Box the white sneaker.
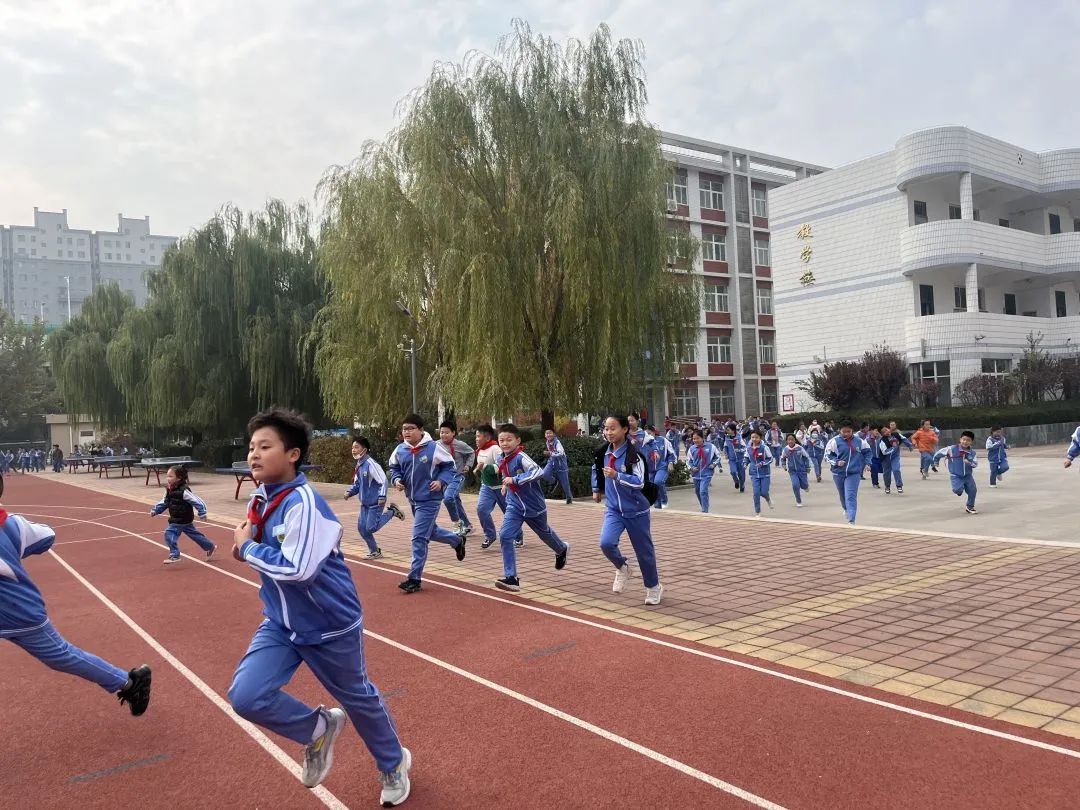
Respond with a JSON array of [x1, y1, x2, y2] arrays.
[[766, 497, 774, 510], [796, 502, 804, 508], [163, 556, 180, 565], [302, 706, 347, 788], [380, 747, 412, 806], [645, 583, 664, 606], [205, 544, 216, 561], [612, 562, 635, 593]]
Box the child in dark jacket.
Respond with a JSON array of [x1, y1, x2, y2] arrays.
[[150, 466, 215, 564]]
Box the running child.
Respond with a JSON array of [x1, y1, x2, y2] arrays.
[[985, 427, 1009, 487], [687, 430, 720, 513], [228, 408, 411, 803], [934, 430, 979, 514], [878, 424, 911, 494], [1065, 425, 1080, 469], [766, 421, 784, 467], [745, 429, 774, 515], [472, 424, 506, 550], [0, 475, 152, 716], [645, 424, 676, 510], [723, 425, 747, 492], [542, 428, 573, 504], [149, 465, 216, 564], [781, 434, 812, 507], [627, 412, 646, 448], [343, 436, 405, 560], [495, 423, 569, 592], [911, 419, 939, 480], [388, 414, 468, 594], [867, 426, 883, 488], [825, 422, 872, 524], [592, 415, 663, 606], [805, 427, 825, 482], [438, 421, 475, 535]]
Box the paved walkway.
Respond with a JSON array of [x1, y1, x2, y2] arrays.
[[33, 445, 1080, 742]]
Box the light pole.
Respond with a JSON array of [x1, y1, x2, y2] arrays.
[[63, 276, 71, 322], [396, 302, 425, 414]]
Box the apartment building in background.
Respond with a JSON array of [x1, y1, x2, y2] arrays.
[[770, 126, 1080, 410], [653, 132, 827, 422], [0, 208, 178, 326]]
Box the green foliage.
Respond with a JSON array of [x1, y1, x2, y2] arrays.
[[780, 401, 1080, 431], [307, 435, 401, 485], [191, 439, 244, 469], [316, 20, 698, 424], [0, 311, 60, 441]]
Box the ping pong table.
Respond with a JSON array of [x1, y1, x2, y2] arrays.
[[141, 456, 204, 486]]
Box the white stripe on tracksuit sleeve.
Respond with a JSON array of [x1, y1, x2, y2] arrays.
[[366, 458, 389, 499], [243, 488, 343, 583], [11, 515, 56, 557], [514, 454, 547, 484], [182, 489, 208, 515]]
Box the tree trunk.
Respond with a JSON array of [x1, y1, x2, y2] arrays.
[[540, 409, 555, 433]]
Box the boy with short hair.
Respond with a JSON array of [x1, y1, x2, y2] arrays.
[[388, 414, 469, 593], [744, 429, 774, 516], [985, 427, 1009, 487], [438, 421, 476, 534], [343, 435, 404, 560], [723, 425, 746, 493], [494, 423, 569, 592], [542, 428, 573, 504], [934, 430, 979, 514], [825, 421, 872, 524], [472, 424, 506, 550], [227, 408, 411, 804]]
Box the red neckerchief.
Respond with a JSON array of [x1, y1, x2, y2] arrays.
[[547, 438, 557, 451], [498, 446, 523, 491], [751, 444, 765, 463], [0, 508, 8, 525], [247, 484, 300, 539], [479, 439, 497, 451], [408, 441, 424, 456]]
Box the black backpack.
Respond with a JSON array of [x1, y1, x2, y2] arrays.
[[593, 442, 659, 505]]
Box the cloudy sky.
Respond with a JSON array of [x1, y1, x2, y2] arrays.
[[1, 0, 1077, 236]]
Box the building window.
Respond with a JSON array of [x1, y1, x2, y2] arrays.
[[759, 334, 775, 364], [105, 253, 112, 260], [704, 283, 729, 313], [919, 284, 935, 316], [1074, 218, 1080, 233], [762, 383, 778, 415], [999, 218, 1010, 228], [709, 383, 735, 417], [752, 186, 768, 218], [77, 251, 85, 258], [978, 287, 986, 312], [914, 200, 928, 225], [981, 358, 1012, 377], [754, 239, 770, 266], [1049, 213, 1062, 234], [756, 285, 773, 315], [1056, 290, 1068, 317], [699, 179, 724, 211], [77, 238, 84, 246], [953, 286, 967, 312], [666, 168, 688, 207], [913, 361, 951, 407], [56, 237, 62, 244], [667, 230, 690, 264], [16, 233, 24, 242], [16, 248, 25, 256], [949, 204, 962, 220], [1003, 293, 1017, 315], [672, 386, 696, 417], [701, 232, 727, 262], [706, 335, 731, 364], [680, 341, 697, 364]]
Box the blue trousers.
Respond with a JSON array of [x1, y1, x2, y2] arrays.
[[750, 475, 772, 513], [652, 466, 669, 509], [499, 508, 567, 578], [407, 499, 462, 581], [989, 461, 1008, 485], [770, 445, 782, 467], [788, 470, 809, 504], [692, 474, 712, 512], [810, 452, 823, 480], [9, 622, 128, 693], [951, 474, 977, 508], [544, 459, 573, 501], [728, 462, 744, 491], [442, 473, 471, 527], [919, 451, 934, 475], [358, 504, 393, 553], [882, 458, 903, 490], [476, 486, 506, 541], [599, 509, 659, 588], [870, 457, 881, 486], [833, 473, 861, 523], [228, 620, 403, 773], [164, 522, 214, 557]]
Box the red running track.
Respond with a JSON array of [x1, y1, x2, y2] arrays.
[[3, 475, 1080, 809]]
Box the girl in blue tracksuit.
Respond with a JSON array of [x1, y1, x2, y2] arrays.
[[388, 414, 468, 594], [542, 429, 573, 504], [592, 414, 663, 606], [687, 430, 719, 513], [494, 423, 569, 593], [744, 430, 774, 515], [0, 474, 152, 716], [344, 436, 404, 559], [804, 429, 825, 482], [934, 431, 979, 514], [825, 424, 872, 524], [985, 427, 1009, 487], [229, 408, 410, 803], [645, 426, 676, 510], [767, 422, 784, 467], [723, 427, 746, 492], [781, 434, 812, 506]]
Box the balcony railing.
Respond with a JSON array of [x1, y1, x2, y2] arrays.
[[900, 220, 1080, 275]]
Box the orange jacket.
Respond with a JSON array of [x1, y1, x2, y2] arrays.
[[910, 428, 939, 453]]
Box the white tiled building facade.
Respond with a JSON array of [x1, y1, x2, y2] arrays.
[[655, 133, 826, 422], [771, 126, 1080, 410], [0, 208, 177, 325]]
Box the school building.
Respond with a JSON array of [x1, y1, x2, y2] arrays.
[[769, 126, 1080, 410], [653, 133, 827, 422]]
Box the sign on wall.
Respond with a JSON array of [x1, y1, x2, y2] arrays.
[[782, 394, 795, 413], [796, 223, 815, 286]]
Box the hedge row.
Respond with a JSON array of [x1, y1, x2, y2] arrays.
[[779, 402, 1080, 431]]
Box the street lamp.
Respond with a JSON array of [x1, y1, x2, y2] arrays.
[[62, 275, 71, 322], [395, 302, 425, 414]]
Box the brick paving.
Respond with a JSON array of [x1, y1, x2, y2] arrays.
[[40, 466, 1080, 741]]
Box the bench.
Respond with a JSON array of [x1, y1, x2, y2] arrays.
[[96, 456, 138, 479], [214, 462, 322, 499], [141, 456, 204, 486]]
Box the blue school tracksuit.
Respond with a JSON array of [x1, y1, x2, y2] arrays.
[[985, 435, 1010, 485], [744, 443, 774, 513], [543, 436, 573, 501], [665, 428, 681, 460], [440, 438, 475, 529], [228, 474, 403, 774], [766, 428, 784, 467], [804, 433, 825, 481], [150, 484, 214, 558], [1068, 427, 1080, 463], [877, 432, 910, 492], [687, 442, 719, 513], [346, 455, 393, 554], [781, 444, 812, 504], [723, 435, 746, 491], [826, 435, 872, 523], [934, 444, 978, 509], [645, 434, 676, 509], [498, 448, 568, 578], [592, 442, 660, 589], [388, 433, 464, 582], [1, 512, 129, 694]]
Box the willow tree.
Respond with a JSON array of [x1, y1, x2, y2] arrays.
[[317, 21, 698, 427], [0, 311, 60, 439]]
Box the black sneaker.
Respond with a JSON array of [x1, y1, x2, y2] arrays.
[[480, 536, 496, 550], [398, 578, 422, 593], [455, 535, 467, 562], [884, 488, 890, 494], [495, 576, 521, 592], [117, 665, 152, 716], [555, 543, 569, 571], [514, 538, 524, 549], [387, 503, 405, 521], [897, 487, 904, 494], [965, 505, 978, 514], [565, 498, 573, 505]]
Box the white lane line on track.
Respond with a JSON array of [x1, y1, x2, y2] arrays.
[[28, 511, 786, 809], [46, 546, 348, 810], [56, 534, 132, 545]]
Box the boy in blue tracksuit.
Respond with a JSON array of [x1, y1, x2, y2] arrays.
[[542, 428, 573, 504], [1065, 426, 1080, 470], [494, 423, 569, 592], [665, 424, 681, 460], [781, 434, 812, 507], [687, 430, 720, 513], [934, 430, 979, 514], [744, 430, 774, 515], [438, 422, 476, 534], [472, 425, 506, 550], [592, 415, 663, 606], [805, 428, 825, 482], [876, 426, 905, 494], [388, 414, 469, 594], [344, 436, 405, 560], [644, 425, 676, 510], [723, 427, 746, 492], [825, 423, 872, 524], [228, 408, 411, 804], [985, 427, 1009, 487], [0, 474, 152, 716]]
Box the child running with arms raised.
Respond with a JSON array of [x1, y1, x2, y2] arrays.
[[781, 433, 812, 507], [343, 435, 404, 560], [935, 430, 979, 514], [149, 465, 215, 564]]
